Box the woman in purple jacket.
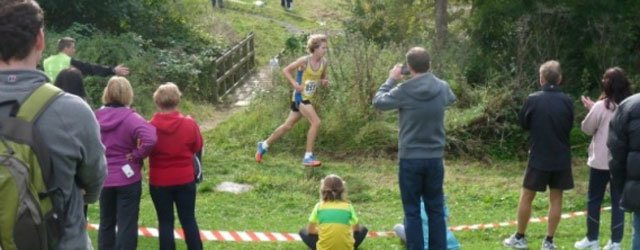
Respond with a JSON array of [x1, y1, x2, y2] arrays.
[[95, 76, 157, 250]]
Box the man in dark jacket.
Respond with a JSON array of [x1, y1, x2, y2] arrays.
[[373, 47, 456, 250], [608, 92, 640, 249], [43, 37, 129, 81], [504, 60, 574, 250]]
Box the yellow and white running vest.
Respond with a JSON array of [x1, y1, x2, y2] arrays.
[[292, 56, 325, 102]]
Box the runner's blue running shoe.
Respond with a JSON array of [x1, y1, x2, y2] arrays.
[[302, 155, 321, 167], [255, 141, 267, 163]]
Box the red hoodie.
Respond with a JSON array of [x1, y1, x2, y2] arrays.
[[149, 111, 203, 186]]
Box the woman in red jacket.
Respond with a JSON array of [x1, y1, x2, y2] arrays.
[[149, 82, 203, 250]]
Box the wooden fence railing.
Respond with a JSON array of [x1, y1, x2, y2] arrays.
[[212, 32, 256, 102]]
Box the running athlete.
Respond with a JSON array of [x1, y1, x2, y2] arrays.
[[256, 34, 329, 167]]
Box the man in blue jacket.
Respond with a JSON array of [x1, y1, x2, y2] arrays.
[[373, 47, 456, 250]]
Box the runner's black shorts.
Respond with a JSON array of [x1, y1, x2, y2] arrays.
[[290, 100, 311, 112], [522, 167, 574, 192]]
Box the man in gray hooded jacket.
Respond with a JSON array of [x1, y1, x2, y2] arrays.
[[373, 47, 456, 250], [0, 1, 107, 249]]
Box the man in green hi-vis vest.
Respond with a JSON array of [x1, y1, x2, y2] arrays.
[[43, 37, 129, 81]]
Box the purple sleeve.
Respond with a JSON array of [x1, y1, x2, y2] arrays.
[[130, 114, 157, 161]]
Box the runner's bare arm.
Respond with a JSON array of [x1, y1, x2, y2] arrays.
[[283, 56, 307, 92]]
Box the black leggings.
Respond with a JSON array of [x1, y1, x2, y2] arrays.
[[299, 226, 368, 250]]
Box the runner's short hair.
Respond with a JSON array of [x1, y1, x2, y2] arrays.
[[307, 34, 328, 53]]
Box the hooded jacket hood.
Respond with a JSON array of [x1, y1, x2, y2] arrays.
[[372, 71, 456, 159], [95, 107, 135, 132], [151, 111, 186, 134], [402, 73, 445, 101]]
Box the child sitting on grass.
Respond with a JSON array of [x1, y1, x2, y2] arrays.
[[299, 174, 368, 250]]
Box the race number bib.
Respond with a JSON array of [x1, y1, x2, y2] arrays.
[[303, 80, 317, 96]]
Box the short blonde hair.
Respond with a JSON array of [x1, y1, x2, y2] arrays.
[[101, 76, 133, 106], [539, 60, 562, 84], [153, 82, 182, 110], [307, 34, 328, 54]]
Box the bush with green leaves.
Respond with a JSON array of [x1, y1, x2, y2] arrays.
[[44, 23, 224, 116]]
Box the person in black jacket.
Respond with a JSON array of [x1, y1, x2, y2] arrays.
[[503, 60, 574, 250], [43, 37, 129, 81], [608, 88, 640, 249]]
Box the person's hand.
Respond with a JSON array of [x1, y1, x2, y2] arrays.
[[321, 79, 329, 87], [389, 64, 402, 81], [581, 95, 594, 110], [293, 84, 304, 93], [126, 153, 135, 162], [114, 64, 130, 76]]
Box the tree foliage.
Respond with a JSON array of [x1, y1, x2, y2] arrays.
[[467, 0, 640, 92], [40, 0, 209, 47], [346, 0, 434, 46]]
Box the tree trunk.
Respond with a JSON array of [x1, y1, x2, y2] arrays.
[[434, 0, 448, 51]]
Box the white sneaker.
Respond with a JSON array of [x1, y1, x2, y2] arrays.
[[574, 237, 599, 250], [503, 234, 528, 249], [541, 240, 557, 250], [603, 240, 621, 250], [393, 224, 406, 242]]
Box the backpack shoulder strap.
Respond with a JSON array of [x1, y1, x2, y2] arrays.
[[15, 83, 62, 194], [17, 83, 63, 122]]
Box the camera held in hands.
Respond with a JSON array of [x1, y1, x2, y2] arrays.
[[401, 64, 411, 75]]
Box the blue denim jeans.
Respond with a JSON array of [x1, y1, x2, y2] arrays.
[[399, 158, 446, 250], [586, 168, 624, 242]]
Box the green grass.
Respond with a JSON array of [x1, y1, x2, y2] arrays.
[[86, 150, 635, 249]]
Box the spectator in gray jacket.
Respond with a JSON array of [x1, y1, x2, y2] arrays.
[[373, 47, 456, 250], [0, 1, 107, 249]]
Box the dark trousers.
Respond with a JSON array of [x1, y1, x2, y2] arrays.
[[150, 182, 202, 250], [281, 0, 292, 8], [98, 181, 141, 250], [399, 158, 446, 250], [299, 227, 368, 250], [586, 168, 624, 242]]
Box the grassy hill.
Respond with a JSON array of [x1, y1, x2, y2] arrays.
[[86, 0, 636, 249]]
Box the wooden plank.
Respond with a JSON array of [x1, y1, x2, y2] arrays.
[[216, 52, 255, 83]]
